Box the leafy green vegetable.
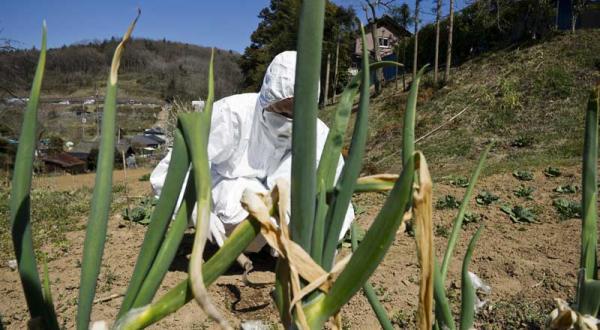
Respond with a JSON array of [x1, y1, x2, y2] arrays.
[[122, 197, 157, 224], [463, 212, 483, 227], [514, 185, 534, 200], [450, 176, 469, 188], [543, 166, 562, 177], [436, 195, 461, 209], [500, 205, 536, 223], [513, 170, 534, 181], [554, 184, 579, 194], [475, 191, 499, 206], [552, 198, 582, 220]]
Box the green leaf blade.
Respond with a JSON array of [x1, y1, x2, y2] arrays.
[[77, 14, 139, 329], [441, 144, 492, 281], [9, 22, 55, 327], [581, 86, 599, 280], [118, 128, 191, 316], [459, 226, 484, 330], [290, 0, 325, 253], [321, 24, 370, 271]]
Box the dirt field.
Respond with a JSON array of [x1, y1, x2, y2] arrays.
[[0, 165, 588, 329], [32, 168, 153, 197]]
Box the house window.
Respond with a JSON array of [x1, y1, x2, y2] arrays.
[[378, 37, 389, 48]]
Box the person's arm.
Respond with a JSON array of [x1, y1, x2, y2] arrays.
[[207, 98, 239, 165], [149, 98, 236, 196]]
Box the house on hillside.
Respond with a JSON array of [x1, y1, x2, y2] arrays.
[[130, 134, 165, 155], [143, 127, 165, 136], [68, 141, 98, 171], [41, 152, 87, 174], [352, 15, 412, 80]]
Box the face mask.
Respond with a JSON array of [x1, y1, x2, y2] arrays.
[[262, 110, 293, 141]]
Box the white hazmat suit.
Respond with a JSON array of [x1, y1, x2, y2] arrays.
[[150, 51, 354, 252]]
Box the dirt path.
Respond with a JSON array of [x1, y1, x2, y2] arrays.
[[0, 165, 587, 328]]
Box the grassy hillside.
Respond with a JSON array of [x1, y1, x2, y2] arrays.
[[0, 38, 243, 102], [338, 29, 600, 179]]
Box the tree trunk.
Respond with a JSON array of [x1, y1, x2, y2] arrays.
[[324, 53, 331, 106], [366, 3, 384, 93], [395, 45, 400, 90], [332, 40, 340, 103], [413, 0, 420, 78], [555, 0, 559, 30], [444, 0, 455, 82], [434, 0, 442, 84], [402, 42, 407, 90]]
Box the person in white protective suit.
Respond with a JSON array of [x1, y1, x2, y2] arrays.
[[150, 51, 354, 254]]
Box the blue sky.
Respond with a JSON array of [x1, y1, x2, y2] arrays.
[[0, 0, 467, 53]]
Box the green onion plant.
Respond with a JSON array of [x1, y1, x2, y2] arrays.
[[11, 3, 500, 329]]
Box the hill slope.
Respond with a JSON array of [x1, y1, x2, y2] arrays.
[[354, 29, 600, 179], [0, 38, 243, 102]]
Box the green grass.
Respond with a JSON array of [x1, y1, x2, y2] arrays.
[[0, 186, 91, 263], [323, 29, 600, 179]]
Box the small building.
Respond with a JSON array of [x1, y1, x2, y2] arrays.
[[354, 15, 412, 59], [116, 140, 135, 158], [68, 141, 98, 171], [143, 127, 165, 136], [131, 135, 162, 154], [353, 15, 412, 81], [41, 152, 87, 174]]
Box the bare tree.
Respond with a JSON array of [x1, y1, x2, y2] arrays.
[[388, 3, 412, 90], [360, 0, 396, 94], [0, 27, 17, 52], [413, 0, 420, 78], [444, 0, 455, 82], [572, 0, 588, 32], [433, 0, 442, 84]]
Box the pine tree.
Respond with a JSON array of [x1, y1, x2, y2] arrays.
[[239, 0, 356, 96]]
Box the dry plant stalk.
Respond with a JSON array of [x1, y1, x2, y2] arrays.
[[413, 152, 434, 330], [241, 179, 350, 329]]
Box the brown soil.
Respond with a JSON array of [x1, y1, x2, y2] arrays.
[[32, 168, 152, 197], [0, 165, 588, 329]]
